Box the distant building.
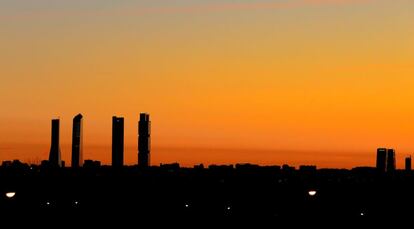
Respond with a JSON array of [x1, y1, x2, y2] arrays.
[[71, 114, 83, 168], [1, 161, 12, 167], [282, 164, 295, 172], [405, 156, 412, 171], [352, 167, 377, 173], [235, 163, 260, 170], [376, 148, 387, 172], [387, 149, 396, 172], [138, 113, 151, 167], [48, 119, 62, 167], [209, 164, 234, 170], [194, 164, 205, 169], [112, 116, 124, 167], [299, 165, 317, 172], [160, 163, 180, 171], [84, 160, 101, 169], [208, 165, 234, 174], [1, 160, 27, 169], [40, 160, 50, 168], [262, 165, 281, 172]]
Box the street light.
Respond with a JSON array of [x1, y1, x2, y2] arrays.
[[308, 190, 317, 197], [5, 192, 16, 199]]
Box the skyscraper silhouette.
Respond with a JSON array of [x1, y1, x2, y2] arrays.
[[71, 114, 83, 168], [48, 119, 62, 167], [376, 148, 387, 172], [387, 149, 396, 172], [405, 156, 411, 171], [112, 116, 124, 167], [138, 113, 151, 167]]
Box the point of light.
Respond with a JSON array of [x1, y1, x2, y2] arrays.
[[308, 190, 317, 196], [46, 201, 50, 205], [74, 201, 79, 205], [5, 192, 16, 198], [227, 206, 231, 210], [185, 204, 189, 208], [360, 212, 365, 216]]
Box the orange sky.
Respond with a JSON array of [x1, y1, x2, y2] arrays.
[[1, 0, 414, 168]]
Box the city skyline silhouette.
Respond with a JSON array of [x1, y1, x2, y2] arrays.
[[2, 113, 414, 169], [2, 112, 411, 171], [1, 0, 414, 224]]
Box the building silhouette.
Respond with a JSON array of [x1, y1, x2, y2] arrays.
[[83, 159, 101, 169], [405, 156, 411, 171], [387, 149, 396, 172], [71, 114, 83, 168], [48, 119, 62, 167], [376, 148, 387, 172], [138, 113, 151, 167], [112, 116, 124, 167]]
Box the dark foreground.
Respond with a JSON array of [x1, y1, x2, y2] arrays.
[[1, 164, 413, 226]]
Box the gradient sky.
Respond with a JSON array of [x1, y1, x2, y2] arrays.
[[1, 0, 414, 168]]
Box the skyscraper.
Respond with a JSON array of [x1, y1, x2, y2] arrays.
[[387, 149, 396, 172], [48, 119, 62, 167], [112, 116, 124, 167], [138, 113, 151, 167], [71, 114, 83, 168], [376, 148, 387, 172], [405, 156, 411, 171]]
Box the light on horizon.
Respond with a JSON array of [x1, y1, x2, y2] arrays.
[[5, 192, 16, 198], [308, 190, 317, 197]]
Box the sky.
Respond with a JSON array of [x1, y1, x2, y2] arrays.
[[1, 0, 414, 168]]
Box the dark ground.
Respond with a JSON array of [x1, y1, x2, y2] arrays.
[[1, 164, 413, 226]]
